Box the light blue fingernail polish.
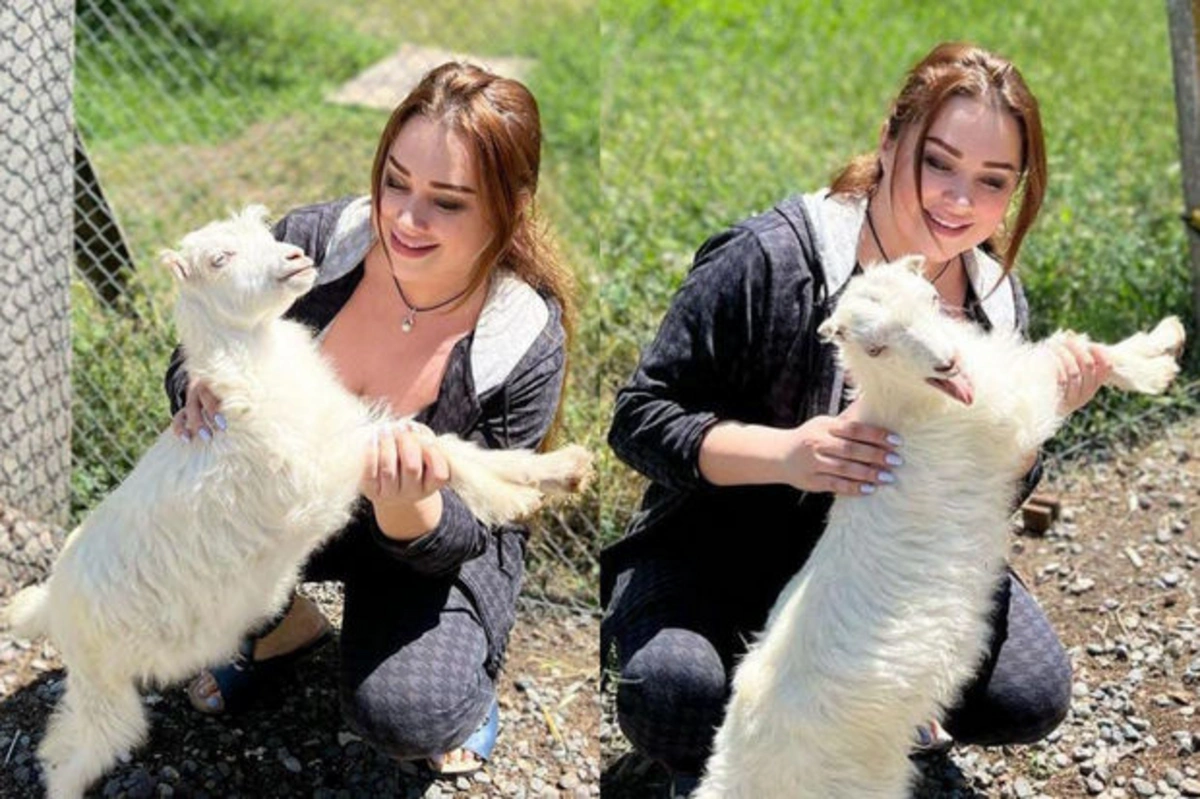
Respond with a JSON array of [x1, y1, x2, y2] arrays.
[[213, 413, 227, 431], [860, 483, 876, 495], [878, 471, 896, 483], [181, 431, 191, 443], [885, 453, 904, 467], [199, 428, 212, 443], [205, 695, 220, 709], [886, 433, 903, 446]]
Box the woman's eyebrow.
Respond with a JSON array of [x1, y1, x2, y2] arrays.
[[386, 155, 477, 194], [927, 136, 1017, 172]]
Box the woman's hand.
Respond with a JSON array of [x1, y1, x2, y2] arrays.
[[360, 421, 450, 520], [1051, 334, 1112, 415], [782, 400, 903, 496], [171, 379, 225, 442]]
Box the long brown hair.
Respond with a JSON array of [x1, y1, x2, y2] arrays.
[[368, 62, 576, 340], [830, 42, 1046, 274]]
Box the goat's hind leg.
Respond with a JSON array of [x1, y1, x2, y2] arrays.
[[39, 669, 147, 799]]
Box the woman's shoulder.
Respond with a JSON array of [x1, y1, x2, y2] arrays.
[[470, 271, 562, 396], [687, 190, 837, 290]]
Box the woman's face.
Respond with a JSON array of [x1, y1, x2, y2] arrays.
[[880, 95, 1022, 263], [377, 115, 493, 292]]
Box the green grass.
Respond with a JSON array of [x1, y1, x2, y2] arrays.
[[597, 0, 1196, 545]]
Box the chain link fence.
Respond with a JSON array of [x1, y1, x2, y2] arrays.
[[7, 0, 598, 609], [0, 0, 74, 533]]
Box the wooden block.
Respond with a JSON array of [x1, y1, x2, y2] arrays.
[[1022, 502, 1055, 534]]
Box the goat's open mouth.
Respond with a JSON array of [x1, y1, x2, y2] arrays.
[[926, 372, 975, 405]]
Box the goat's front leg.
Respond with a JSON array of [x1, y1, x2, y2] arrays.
[[1098, 316, 1185, 395]]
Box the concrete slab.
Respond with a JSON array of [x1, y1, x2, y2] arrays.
[[326, 43, 536, 112]]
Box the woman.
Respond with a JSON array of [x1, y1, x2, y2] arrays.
[[165, 62, 575, 776], [601, 42, 1109, 797]]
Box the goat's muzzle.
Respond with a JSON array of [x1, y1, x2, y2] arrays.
[[926, 358, 974, 405]]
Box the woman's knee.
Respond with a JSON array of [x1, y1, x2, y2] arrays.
[[946, 642, 1072, 746], [341, 673, 492, 759], [615, 627, 729, 771]]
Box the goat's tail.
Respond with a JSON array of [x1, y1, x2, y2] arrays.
[[435, 436, 593, 527], [5, 582, 50, 640], [1104, 316, 1186, 395]]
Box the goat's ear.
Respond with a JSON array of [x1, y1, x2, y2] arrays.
[[896, 254, 925, 275], [240, 204, 270, 227], [817, 318, 843, 343], [161, 249, 190, 281]]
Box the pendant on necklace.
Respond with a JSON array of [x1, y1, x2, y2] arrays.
[[401, 310, 415, 333]]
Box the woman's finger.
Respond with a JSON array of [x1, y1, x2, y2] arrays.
[[821, 437, 903, 469], [377, 424, 399, 494], [423, 445, 450, 493], [396, 429, 425, 488], [822, 474, 878, 497]]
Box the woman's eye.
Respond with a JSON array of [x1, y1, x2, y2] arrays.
[[924, 154, 950, 172], [385, 176, 409, 191], [435, 199, 464, 212], [981, 177, 1009, 191]]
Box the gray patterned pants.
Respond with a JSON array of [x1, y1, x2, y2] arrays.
[[604, 557, 1071, 774], [305, 525, 499, 760]]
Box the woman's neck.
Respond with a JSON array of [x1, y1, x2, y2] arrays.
[[364, 243, 488, 328], [858, 196, 966, 299]]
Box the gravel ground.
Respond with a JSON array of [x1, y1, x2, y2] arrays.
[[0, 584, 600, 799], [601, 414, 1200, 799]]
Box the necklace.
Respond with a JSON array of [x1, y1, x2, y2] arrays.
[[389, 271, 471, 333], [864, 206, 957, 284]]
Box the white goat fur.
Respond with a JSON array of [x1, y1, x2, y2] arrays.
[[695, 257, 1185, 799], [3, 206, 592, 799]]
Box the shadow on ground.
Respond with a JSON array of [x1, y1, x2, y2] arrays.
[[0, 644, 446, 798], [600, 748, 987, 798]]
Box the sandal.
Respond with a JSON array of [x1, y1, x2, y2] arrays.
[[425, 697, 500, 777], [912, 718, 954, 754], [187, 599, 333, 715]]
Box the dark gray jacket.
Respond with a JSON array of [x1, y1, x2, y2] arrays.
[[601, 191, 1038, 609]]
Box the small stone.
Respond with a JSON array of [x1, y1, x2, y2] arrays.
[[1069, 577, 1097, 595], [1130, 776, 1157, 796], [1181, 777, 1200, 796]]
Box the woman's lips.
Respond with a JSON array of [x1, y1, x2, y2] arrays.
[[925, 209, 972, 239], [390, 231, 439, 258]]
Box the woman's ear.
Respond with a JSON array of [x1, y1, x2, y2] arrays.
[[877, 124, 896, 180]]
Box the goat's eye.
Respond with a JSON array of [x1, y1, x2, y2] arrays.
[[211, 250, 234, 269], [865, 344, 886, 357]]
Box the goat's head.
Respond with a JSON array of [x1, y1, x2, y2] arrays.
[[161, 206, 316, 329], [818, 256, 974, 406]]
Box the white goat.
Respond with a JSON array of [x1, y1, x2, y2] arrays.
[[4, 206, 592, 799], [695, 256, 1185, 799]]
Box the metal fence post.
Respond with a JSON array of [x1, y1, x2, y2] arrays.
[[1168, 0, 1200, 328], [0, 0, 74, 526]]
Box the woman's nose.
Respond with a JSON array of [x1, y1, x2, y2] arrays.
[[395, 199, 425, 230], [947, 177, 972, 207]]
